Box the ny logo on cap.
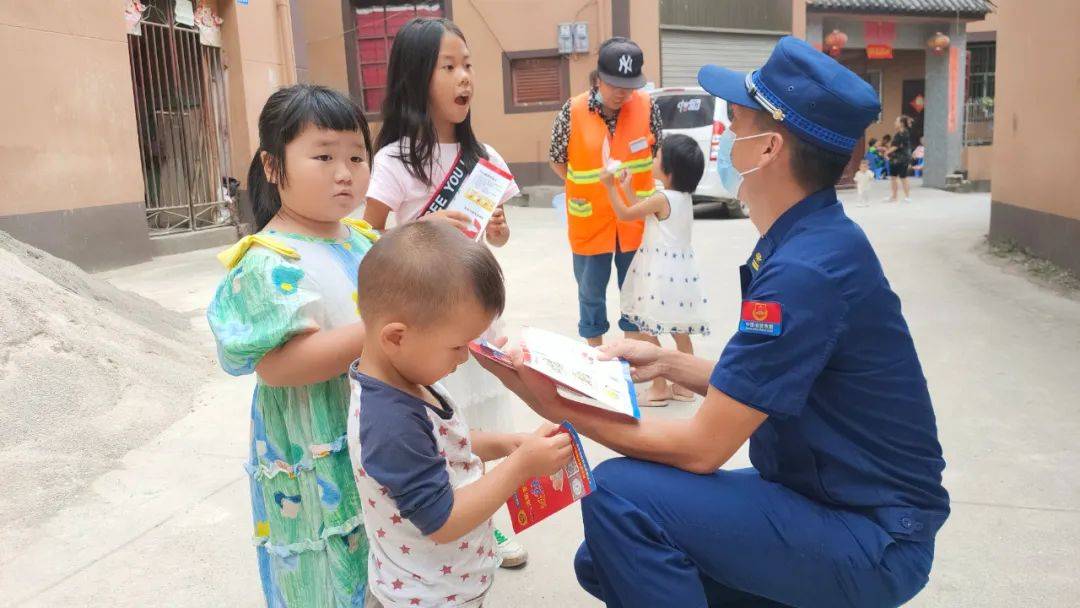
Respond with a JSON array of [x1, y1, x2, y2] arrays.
[[618, 54, 633, 75]]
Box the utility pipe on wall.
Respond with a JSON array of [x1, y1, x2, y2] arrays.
[[275, 0, 297, 85]]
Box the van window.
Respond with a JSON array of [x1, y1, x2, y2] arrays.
[[654, 94, 716, 129]]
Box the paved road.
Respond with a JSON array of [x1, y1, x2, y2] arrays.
[[5, 184, 1078, 606]]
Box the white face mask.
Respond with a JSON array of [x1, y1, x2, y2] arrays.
[[714, 129, 773, 198]]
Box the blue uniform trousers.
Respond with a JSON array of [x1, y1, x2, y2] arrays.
[[574, 459, 935, 608]]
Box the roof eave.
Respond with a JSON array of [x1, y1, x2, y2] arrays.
[[807, 8, 989, 19]]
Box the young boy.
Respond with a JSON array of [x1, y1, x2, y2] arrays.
[[854, 159, 875, 206], [347, 221, 573, 607]]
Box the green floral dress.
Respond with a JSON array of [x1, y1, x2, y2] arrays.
[[207, 220, 378, 607]]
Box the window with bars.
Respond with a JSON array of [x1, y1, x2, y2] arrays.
[[502, 51, 568, 114], [354, 2, 444, 114], [966, 42, 996, 102], [965, 42, 996, 145]]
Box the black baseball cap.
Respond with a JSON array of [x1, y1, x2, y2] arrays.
[[597, 37, 646, 89]]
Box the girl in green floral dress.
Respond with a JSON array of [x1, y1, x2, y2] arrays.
[[208, 85, 380, 607]]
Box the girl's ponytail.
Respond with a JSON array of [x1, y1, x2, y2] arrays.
[[247, 150, 280, 232]]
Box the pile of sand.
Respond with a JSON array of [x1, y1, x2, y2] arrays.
[[0, 231, 214, 551]]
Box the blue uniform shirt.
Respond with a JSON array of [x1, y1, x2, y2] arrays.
[[710, 188, 949, 541]]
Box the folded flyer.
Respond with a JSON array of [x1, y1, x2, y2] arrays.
[[468, 328, 640, 419], [445, 158, 514, 240], [506, 422, 594, 533]]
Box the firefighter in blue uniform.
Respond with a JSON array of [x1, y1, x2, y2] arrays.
[[478, 36, 949, 607]]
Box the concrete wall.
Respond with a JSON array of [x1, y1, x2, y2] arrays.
[[220, 0, 291, 172], [963, 145, 993, 183], [0, 1, 321, 267], [217, 0, 295, 232], [0, 1, 152, 269], [989, 0, 1080, 273], [966, 7, 998, 36], [294, 0, 350, 92], [791, 0, 807, 39]]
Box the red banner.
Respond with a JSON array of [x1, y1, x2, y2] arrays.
[[948, 47, 959, 133], [867, 44, 894, 60], [864, 21, 896, 45]]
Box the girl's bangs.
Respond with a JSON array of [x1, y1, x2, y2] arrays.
[[286, 87, 363, 135]]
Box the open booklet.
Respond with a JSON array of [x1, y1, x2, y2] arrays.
[[469, 327, 640, 420], [505, 421, 594, 533]]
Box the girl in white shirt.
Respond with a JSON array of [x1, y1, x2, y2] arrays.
[[361, 16, 527, 568]]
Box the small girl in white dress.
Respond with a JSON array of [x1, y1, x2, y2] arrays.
[[601, 134, 710, 406]]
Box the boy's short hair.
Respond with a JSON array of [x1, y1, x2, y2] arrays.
[[659, 134, 704, 194], [356, 221, 505, 326]]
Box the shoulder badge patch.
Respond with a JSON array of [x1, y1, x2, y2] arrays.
[[739, 301, 782, 336]]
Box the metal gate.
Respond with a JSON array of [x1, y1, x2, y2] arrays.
[[126, 0, 234, 235]]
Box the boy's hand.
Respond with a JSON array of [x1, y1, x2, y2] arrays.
[[619, 169, 632, 190], [507, 432, 528, 452], [511, 423, 573, 478]]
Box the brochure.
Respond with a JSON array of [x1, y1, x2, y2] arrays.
[[469, 328, 640, 419], [506, 421, 594, 533], [444, 158, 514, 240]]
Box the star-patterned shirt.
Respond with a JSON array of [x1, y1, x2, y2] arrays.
[[347, 367, 496, 607], [548, 86, 664, 164]]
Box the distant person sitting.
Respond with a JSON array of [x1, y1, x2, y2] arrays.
[[865, 138, 886, 179], [913, 137, 926, 178]]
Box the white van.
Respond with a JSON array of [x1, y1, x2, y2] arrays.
[[649, 86, 748, 218]]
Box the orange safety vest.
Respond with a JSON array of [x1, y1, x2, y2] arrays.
[[565, 90, 656, 255]]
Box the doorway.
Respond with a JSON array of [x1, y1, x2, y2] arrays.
[[901, 79, 926, 144]]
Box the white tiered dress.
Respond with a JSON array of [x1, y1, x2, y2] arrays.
[[620, 189, 711, 337]]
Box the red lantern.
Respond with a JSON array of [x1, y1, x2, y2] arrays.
[[927, 32, 951, 55], [824, 29, 848, 57]]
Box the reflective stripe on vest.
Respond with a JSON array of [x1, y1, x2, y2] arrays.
[[567, 157, 654, 184], [566, 165, 603, 185]]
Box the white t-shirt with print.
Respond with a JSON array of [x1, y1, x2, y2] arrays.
[[367, 140, 521, 227]]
